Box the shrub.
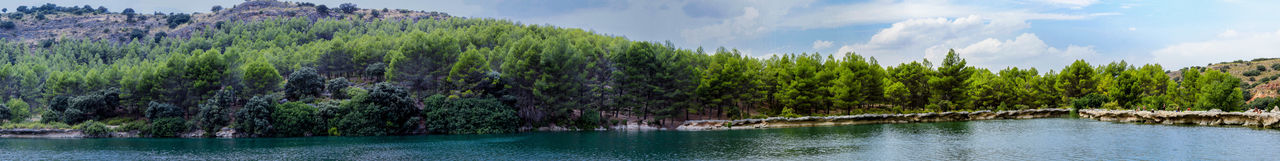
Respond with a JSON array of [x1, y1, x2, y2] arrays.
[[336, 83, 417, 136], [1243, 70, 1262, 77], [0, 21, 14, 29], [271, 102, 320, 137], [421, 95, 519, 134], [1248, 97, 1277, 110], [0, 122, 71, 129], [6, 99, 28, 122], [779, 107, 801, 118], [1071, 93, 1110, 109], [118, 120, 146, 132], [146, 117, 189, 137], [1259, 65, 1269, 71], [166, 13, 190, 28], [145, 101, 183, 120], [75, 120, 111, 137]]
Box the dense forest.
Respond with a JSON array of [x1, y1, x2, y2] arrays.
[[0, 2, 1268, 137]]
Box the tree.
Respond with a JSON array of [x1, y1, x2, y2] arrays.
[[122, 8, 136, 22], [285, 67, 325, 99], [243, 59, 282, 96], [326, 78, 351, 99], [0, 104, 9, 121], [446, 46, 494, 97], [195, 88, 234, 135], [1058, 60, 1097, 100], [386, 31, 459, 93], [886, 61, 932, 109], [339, 3, 358, 14], [315, 5, 329, 15], [235, 96, 274, 137], [183, 49, 226, 105], [1197, 70, 1244, 111], [211, 5, 223, 12], [5, 99, 28, 122], [883, 80, 910, 110], [929, 49, 973, 111]]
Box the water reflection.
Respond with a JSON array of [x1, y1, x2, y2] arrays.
[[6, 118, 1280, 160]]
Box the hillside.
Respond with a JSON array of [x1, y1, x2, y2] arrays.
[[1171, 58, 1280, 102], [0, 0, 448, 44]]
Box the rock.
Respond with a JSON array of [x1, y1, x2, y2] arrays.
[[1210, 109, 1222, 112], [216, 127, 237, 138], [674, 109, 1070, 131]]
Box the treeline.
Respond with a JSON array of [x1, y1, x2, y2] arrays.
[[0, 12, 1252, 137]]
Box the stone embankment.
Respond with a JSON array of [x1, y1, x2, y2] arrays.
[[1078, 109, 1280, 127], [676, 108, 1070, 131]]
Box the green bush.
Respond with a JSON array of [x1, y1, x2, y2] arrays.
[[336, 83, 419, 136], [118, 120, 147, 132], [1243, 70, 1262, 77], [1071, 93, 1110, 109], [272, 102, 320, 137], [75, 120, 112, 137], [421, 95, 519, 134], [1248, 97, 1277, 110], [0, 103, 9, 121], [146, 117, 189, 137], [145, 101, 183, 120], [779, 107, 801, 118]]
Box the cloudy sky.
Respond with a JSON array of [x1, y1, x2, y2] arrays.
[[5, 0, 1279, 70]]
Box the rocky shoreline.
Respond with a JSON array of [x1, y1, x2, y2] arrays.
[[676, 108, 1071, 131], [1078, 109, 1280, 127]]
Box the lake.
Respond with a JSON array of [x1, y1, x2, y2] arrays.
[[4, 118, 1280, 160]]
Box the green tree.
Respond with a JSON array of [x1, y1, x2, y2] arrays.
[[929, 49, 974, 111], [1058, 60, 1097, 100], [446, 46, 493, 97], [235, 96, 274, 137], [1196, 70, 1244, 111], [146, 117, 189, 137], [285, 67, 325, 99], [421, 95, 519, 134], [145, 101, 183, 120], [326, 78, 351, 99], [243, 59, 282, 96]]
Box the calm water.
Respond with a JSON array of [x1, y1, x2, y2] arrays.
[[5, 118, 1280, 160]]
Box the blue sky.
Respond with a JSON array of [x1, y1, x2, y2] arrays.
[[5, 0, 1279, 70]]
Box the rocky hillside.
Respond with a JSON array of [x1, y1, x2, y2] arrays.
[[1172, 58, 1280, 102], [0, 0, 450, 45]]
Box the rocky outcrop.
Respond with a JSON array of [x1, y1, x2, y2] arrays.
[[676, 109, 1070, 131], [0, 129, 83, 138], [1078, 109, 1280, 127]]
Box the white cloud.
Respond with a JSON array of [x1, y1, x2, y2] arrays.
[[1038, 0, 1099, 9], [1152, 29, 1280, 69], [1129, 27, 1136, 31], [681, 7, 765, 44], [954, 33, 1098, 69], [812, 40, 833, 50], [836, 15, 1097, 69]]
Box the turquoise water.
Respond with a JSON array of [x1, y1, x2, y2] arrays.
[[5, 118, 1280, 160]]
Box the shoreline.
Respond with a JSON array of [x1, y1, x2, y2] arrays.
[[1078, 109, 1280, 128], [675, 108, 1071, 131]]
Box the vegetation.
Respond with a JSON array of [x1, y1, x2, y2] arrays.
[[0, 2, 1251, 137]]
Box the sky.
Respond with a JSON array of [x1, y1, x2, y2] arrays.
[[4, 0, 1279, 70]]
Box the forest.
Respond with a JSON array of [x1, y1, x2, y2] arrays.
[[0, 3, 1263, 137]]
